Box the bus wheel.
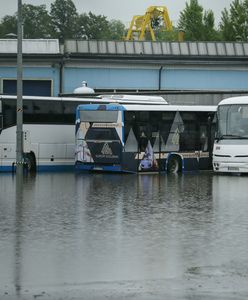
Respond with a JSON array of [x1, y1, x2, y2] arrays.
[[24, 153, 36, 172], [167, 156, 181, 173]]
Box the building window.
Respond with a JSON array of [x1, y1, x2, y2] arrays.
[[2, 79, 52, 96]]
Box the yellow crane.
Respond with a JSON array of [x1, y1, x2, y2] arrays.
[[126, 6, 173, 41]]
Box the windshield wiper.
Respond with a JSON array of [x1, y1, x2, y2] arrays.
[[218, 134, 248, 140]]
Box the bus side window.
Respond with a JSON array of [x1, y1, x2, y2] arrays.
[[2, 100, 16, 128], [0, 115, 3, 132], [63, 101, 78, 124], [124, 112, 136, 143], [180, 112, 197, 151], [23, 100, 35, 123], [33, 100, 63, 124]]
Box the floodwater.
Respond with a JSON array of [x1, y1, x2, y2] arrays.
[[1, 171, 248, 300]]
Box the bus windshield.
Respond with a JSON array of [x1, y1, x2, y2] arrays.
[[218, 104, 248, 139]]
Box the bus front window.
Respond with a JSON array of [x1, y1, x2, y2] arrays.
[[218, 104, 248, 138]]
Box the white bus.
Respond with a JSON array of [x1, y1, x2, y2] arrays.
[[75, 103, 216, 173], [213, 96, 248, 173], [0, 94, 167, 172]]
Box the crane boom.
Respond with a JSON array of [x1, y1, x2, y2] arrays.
[[126, 6, 173, 41]]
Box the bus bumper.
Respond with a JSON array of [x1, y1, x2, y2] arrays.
[[213, 161, 248, 173]]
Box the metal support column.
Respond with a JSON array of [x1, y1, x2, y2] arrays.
[[16, 0, 23, 175]]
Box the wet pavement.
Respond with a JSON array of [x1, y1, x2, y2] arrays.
[[0, 171, 248, 299]]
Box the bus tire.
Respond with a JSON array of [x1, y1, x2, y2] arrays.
[[25, 153, 36, 172], [167, 156, 181, 173]]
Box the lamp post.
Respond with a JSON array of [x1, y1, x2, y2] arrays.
[[16, 0, 23, 174]]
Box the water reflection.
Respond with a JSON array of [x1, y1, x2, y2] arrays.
[[0, 172, 248, 298], [15, 172, 24, 296]]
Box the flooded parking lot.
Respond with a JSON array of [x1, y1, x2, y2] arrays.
[[1, 171, 248, 299]]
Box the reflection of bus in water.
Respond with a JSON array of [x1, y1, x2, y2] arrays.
[[213, 96, 248, 173], [75, 103, 216, 173], [0, 94, 166, 172]]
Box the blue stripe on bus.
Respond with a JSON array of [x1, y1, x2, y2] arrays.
[[0, 165, 74, 172], [75, 164, 123, 172], [0, 166, 14, 172], [37, 165, 74, 172]]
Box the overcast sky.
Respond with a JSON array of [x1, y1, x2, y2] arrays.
[[0, 0, 234, 26]]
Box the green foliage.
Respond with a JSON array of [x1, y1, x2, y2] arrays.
[[78, 13, 125, 40], [156, 29, 179, 41], [22, 4, 53, 38], [220, 8, 235, 41], [178, 0, 218, 41], [0, 0, 126, 41], [0, 15, 17, 38], [178, 0, 205, 40], [145, 16, 178, 41], [203, 10, 220, 41], [108, 19, 126, 40], [220, 0, 248, 41], [50, 0, 79, 41], [79, 12, 110, 40]]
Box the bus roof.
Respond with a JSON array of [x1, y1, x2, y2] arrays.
[[218, 96, 248, 106], [0, 94, 167, 105], [124, 104, 216, 112], [99, 94, 167, 104], [77, 103, 217, 112]]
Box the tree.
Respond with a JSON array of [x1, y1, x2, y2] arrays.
[[156, 29, 179, 42], [78, 13, 126, 40], [178, 0, 204, 40], [0, 15, 17, 38], [178, 0, 217, 41], [0, 5, 53, 39], [79, 12, 110, 39], [220, 8, 235, 41], [220, 0, 248, 41], [50, 0, 79, 42], [0, 1, 127, 41], [203, 10, 219, 41], [108, 20, 126, 40], [22, 4, 53, 38]]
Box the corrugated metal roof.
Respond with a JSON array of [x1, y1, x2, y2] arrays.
[[0, 39, 60, 54], [64, 40, 248, 57], [1, 39, 247, 57]]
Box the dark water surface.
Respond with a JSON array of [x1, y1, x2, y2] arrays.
[[1, 172, 248, 299]]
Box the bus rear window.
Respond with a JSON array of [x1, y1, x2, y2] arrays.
[[86, 128, 119, 140], [80, 111, 118, 123]]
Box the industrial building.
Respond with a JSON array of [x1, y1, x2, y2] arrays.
[[1, 39, 248, 104]]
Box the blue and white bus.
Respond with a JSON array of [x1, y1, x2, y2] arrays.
[[75, 103, 216, 173], [0, 94, 166, 172]]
